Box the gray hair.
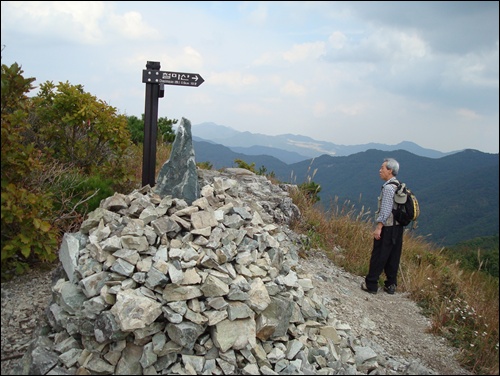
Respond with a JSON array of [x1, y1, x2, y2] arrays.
[[384, 158, 399, 176]]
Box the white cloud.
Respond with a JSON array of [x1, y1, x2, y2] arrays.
[[234, 102, 271, 116], [312, 101, 328, 118], [328, 31, 347, 49], [280, 80, 306, 96], [244, 3, 268, 25], [332, 103, 368, 117], [3, 1, 107, 44], [253, 51, 281, 66], [208, 71, 259, 89], [449, 49, 500, 88], [457, 108, 481, 120], [178, 46, 204, 71], [365, 28, 429, 61], [283, 42, 326, 63], [108, 11, 159, 40]]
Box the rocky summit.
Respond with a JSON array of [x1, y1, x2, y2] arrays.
[[11, 168, 440, 375]]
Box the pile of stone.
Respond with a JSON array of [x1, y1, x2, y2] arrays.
[[12, 166, 444, 375], [11, 117, 442, 375], [17, 168, 357, 375]]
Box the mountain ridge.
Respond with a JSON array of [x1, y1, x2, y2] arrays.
[[191, 122, 459, 162], [191, 140, 499, 248]]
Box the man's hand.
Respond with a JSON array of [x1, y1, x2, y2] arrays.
[[373, 223, 383, 240]]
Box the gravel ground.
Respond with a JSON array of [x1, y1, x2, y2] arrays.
[[1, 264, 56, 375], [1, 252, 473, 375]]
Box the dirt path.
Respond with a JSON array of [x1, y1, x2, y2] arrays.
[[296, 251, 472, 375]]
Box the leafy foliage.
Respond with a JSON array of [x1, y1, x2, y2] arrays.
[[127, 114, 177, 145], [298, 181, 321, 203], [3, 56, 497, 373], [196, 161, 213, 170], [30, 81, 132, 180], [233, 158, 257, 173], [442, 235, 499, 277], [256, 165, 276, 179], [127, 115, 144, 145], [1, 62, 153, 280], [158, 116, 177, 143], [1, 62, 58, 279], [233, 158, 279, 179]]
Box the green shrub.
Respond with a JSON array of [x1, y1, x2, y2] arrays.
[[197, 161, 213, 170], [1, 62, 59, 280]]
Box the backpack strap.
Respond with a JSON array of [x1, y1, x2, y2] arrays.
[[387, 180, 401, 193], [388, 179, 400, 187]]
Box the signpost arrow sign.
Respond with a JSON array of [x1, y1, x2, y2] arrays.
[[142, 69, 204, 87], [141, 61, 204, 187]]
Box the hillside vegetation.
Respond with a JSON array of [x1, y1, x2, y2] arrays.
[[1, 62, 498, 375]]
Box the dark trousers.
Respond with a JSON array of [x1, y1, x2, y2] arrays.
[[365, 225, 404, 291]]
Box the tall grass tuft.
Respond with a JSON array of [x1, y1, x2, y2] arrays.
[[124, 142, 173, 190]]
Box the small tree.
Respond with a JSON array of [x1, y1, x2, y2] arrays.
[[158, 116, 177, 144], [1, 62, 58, 279], [127, 115, 145, 145], [127, 114, 177, 145], [234, 158, 257, 173], [299, 181, 321, 203], [197, 161, 213, 170], [30, 81, 132, 181]]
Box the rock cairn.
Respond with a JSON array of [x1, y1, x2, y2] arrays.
[[13, 168, 440, 375], [16, 168, 335, 375]]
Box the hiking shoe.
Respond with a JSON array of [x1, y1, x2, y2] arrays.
[[361, 282, 377, 295], [384, 284, 396, 295]]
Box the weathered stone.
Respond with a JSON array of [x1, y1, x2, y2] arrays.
[[165, 322, 205, 350], [59, 232, 84, 283], [155, 117, 200, 205], [110, 290, 162, 331], [114, 342, 143, 375], [211, 317, 256, 352]]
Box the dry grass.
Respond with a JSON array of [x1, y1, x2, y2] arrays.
[[125, 142, 172, 189], [289, 188, 499, 375]]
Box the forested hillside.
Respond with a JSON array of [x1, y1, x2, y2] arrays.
[[194, 142, 499, 247]]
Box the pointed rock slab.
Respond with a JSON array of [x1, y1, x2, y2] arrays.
[[155, 117, 200, 205]]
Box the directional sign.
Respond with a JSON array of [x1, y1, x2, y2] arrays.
[[142, 70, 204, 87]]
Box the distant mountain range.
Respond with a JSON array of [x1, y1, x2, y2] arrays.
[[184, 124, 499, 247], [191, 122, 458, 163]]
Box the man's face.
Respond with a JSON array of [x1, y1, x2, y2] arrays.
[[379, 162, 392, 181]]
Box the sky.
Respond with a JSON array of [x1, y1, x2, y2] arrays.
[[1, 1, 499, 154]]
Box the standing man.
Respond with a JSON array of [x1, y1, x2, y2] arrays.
[[361, 158, 404, 295]]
